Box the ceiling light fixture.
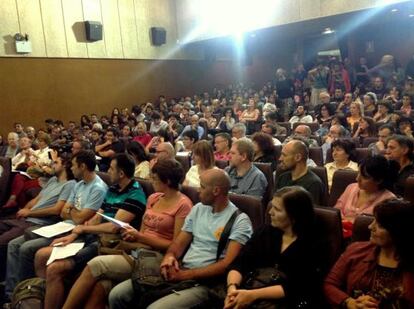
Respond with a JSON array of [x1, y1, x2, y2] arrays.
[[322, 27, 335, 35]]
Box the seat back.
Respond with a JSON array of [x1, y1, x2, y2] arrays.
[[180, 185, 200, 205], [352, 215, 374, 242], [0, 157, 12, 205], [403, 176, 414, 204], [229, 193, 263, 231], [264, 204, 343, 268], [96, 171, 113, 186], [309, 166, 329, 206], [361, 137, 378, 148], [309, 147, 323, 166], [328, 170, 358, 207], [276, 122, 291, 135], [253, 162, 274, 208], [314, 207, 344, 268], [136, 178, 155, 197]]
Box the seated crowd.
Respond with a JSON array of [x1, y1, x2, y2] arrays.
[[1, 53, 414, 308]]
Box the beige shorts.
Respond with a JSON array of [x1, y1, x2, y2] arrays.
[[87, 254, 133, 293]]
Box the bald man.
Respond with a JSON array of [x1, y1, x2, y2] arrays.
[[276, 140, 324, 205], [149, 142, 175, 169], [110, 169, 253, 309]]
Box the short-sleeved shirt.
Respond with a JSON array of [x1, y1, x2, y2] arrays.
[[26, 177, 77, 226], [141, 192, 192, 241], [276, 169, 325, 205], [225, 165, 268, 198], [66, 174, 108, 224], [182, 202, 253, 269], [100, 180, 147, 229]]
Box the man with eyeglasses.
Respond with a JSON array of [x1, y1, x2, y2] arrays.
[[337, 92, 353, 116], [369, 124, 394, 156], [225, 139, 267, 198], [214, 133, 232, 161], [149, 142, 175, 169]]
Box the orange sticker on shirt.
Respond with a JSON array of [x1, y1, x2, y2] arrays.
[[214, 227, 224, 240]]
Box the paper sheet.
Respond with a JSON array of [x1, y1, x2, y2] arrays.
[[32, 221, 75, 238], [46, 242, 85, 265], [96, 212, 131, 229]]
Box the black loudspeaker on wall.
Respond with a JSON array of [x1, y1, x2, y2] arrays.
[[150, 27, 166, 46], [85, 21, 103, 42]]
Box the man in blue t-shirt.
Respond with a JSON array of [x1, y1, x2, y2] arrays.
[[35, 153, 147, 309], [4, 150, 108, 299], [0, 152, 76, 281], [109, 169, 253, 309]]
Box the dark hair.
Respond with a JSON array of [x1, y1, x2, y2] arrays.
[[152, 111, 161, 120], [72, 150, 96, 171], [80, 115, 91, 127], [359, 155, 399, 191], [377, 100, 394, 113], [374, 199, 414, 271], [131, 105, 142, 115], [273, 186, 315, 237], [359, 117, 377, 137], [106, 127, 120, 138], [182, 129, 199, 143], [112, 153, 136, 179], [156, 128, 170, 141], [252, 132, 276, 156], [151, 159, 184, 190], [168, 112, 180, 120], [60, 152, 75, 180], [215, 132, 232, 149], [318, 103, 334, 117], [127, 141, 148, 163], [331, 139, 356, 162], [388, 135, 414, 161], [378, 124, 395, 134], [332, 114, 350, 131]]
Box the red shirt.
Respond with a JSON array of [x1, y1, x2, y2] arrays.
[[133, 134, 152, 147], [324, 241, 414, 306], [214, 151, 231, 161]]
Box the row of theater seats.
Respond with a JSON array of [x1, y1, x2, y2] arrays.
[[97, 170, 374, 269]]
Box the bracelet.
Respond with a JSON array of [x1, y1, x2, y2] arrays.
[[227, 283, 239, 289]]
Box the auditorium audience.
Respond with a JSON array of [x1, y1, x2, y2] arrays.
[[2, 50, 414, 308], [59, 159, 193, 309]]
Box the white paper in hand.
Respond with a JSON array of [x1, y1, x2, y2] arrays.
[[32, 222, 75, 238], [96, 212, 131, 229], [46, 242, 85, 266]]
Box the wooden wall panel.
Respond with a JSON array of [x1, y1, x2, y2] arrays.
[[16, 0, 46, 57], [61, 0, 88, 58], [40, 0, 68, 57], [82, 0, 107, 58], [118, 0, 139, 58], [0, 0, 20, 56], [0, 57, 235, 135], [100, 0, 123, 58]]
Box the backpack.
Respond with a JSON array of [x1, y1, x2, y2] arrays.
[[11, 278, 45, 309]]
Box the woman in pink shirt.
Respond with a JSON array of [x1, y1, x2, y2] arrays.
[[62, 159, 192, 309], [335, 156, 398, 238]]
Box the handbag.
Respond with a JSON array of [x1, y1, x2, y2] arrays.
[[130, 247, 198, 308]]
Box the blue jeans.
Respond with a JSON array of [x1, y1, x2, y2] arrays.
[[108, 279, 209, 309], [5, 235, 52, 297]]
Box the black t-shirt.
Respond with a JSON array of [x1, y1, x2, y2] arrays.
[[275, 170, 324, 205], [100, 140, 125, 170]]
